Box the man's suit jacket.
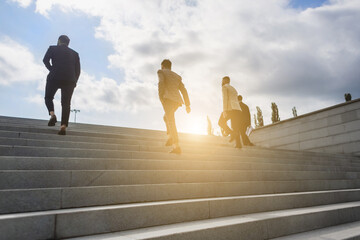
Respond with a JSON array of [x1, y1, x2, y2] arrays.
[[239, 101, 251, 126], [158, 69, 190, 107], [222, 84, 241, 112], [43, 45, 81, 84]]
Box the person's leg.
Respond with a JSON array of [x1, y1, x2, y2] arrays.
[[240, 123, 251, 145], [231, 110, 242, 148], [164, 100, 180, 153], [59, 82, 75, 134], [218, 112, 232, 135], [44, 80, 58, 126], [163, 114, 173, 146], [162, 101, 173, 146]]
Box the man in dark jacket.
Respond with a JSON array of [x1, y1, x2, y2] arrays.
[[158, 59, 191, 154], [43, 35, 81, 135], [238, 95, 254, 146]]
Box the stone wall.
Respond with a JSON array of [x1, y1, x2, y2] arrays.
[[249, 98, 360, 156]]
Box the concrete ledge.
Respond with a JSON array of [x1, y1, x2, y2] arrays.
[[250, 99, 360, 155]]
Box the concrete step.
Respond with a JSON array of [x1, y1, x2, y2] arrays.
[[2, 180, 360, 214], [1, 135, 359, 165], [0, 124, 359, 160], [62, 201, 360, 240], [2, 169, 360, 189], [0, 120, 220, 145], [1, 115, 359, 238], [0, 123, 358, 163], [1, 192, 360, 239], [2, 156, 360, 172], [1, 115, 358, 160], [1, 145, 359, 170], [272, 220, 360, 239]]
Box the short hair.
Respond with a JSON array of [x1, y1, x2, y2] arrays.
[[222, 76, 230, 84], [238, 95, 243, 101], [161, 59, 172, 69], [58, 35, 70, 46]]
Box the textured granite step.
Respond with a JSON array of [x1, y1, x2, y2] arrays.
[[1, 115, 360, 239], [2, 181, 360, 214], [65, 201, 360, 240], [272, 220, 360, 239], [2, 156, 360, 172], [2, 169, 360, 189], [2, 193, 360, 239]]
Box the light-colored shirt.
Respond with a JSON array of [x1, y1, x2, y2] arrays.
[[222, 83, 242, 111]]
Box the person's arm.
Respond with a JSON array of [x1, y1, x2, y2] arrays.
[[222, 85, 228, 112], [75, 53, 81, 83], [179, 81, 190, 107], [43, 47, 52, 71], [157, 70, 165, 102], [179, 81, 191, 113]]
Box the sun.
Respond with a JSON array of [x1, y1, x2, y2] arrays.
[[182, 115, 207, 135]]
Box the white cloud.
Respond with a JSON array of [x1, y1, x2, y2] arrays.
[[11, 0, 360, 130], [10, 0, 33, 8], [0, 36, 46, 86], [72, 73, 158, 113]]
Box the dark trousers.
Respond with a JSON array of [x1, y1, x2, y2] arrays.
[[45, 80, 75, 127], [219, 110, 242, 147], [162, 100, 179, 145], [218, 113, 232, 135], [240, 122, 251, 145], [228, 110, 242, 148]]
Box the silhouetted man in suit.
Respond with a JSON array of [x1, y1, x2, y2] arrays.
[[238, 95, 254, 146], [43, 35, 81, 135], [220, 76, 242, 148], [158, 59, 191, 154]]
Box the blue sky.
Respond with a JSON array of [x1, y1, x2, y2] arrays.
[[290, 0, 328, 9], [1, 0, 359, 134]]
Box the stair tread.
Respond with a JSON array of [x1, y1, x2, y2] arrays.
[[65, 201, 360, 240], [272, 220, 360, 239]]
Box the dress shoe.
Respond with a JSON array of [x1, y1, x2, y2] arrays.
[[58, 129, 66, 135], [165, 138, 173, 146], [221, 128, 230, 137], [170, 147, 181, 154], [48, 115, 57, 126], [229, 134, 235, 143]]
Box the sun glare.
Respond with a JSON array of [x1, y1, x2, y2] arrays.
[[182, 116, 207, 135]]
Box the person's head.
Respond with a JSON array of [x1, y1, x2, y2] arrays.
[[161, 59, 172, 70], [57, 35, 70, 46], [238, 95, 243, 102], [222, 76, 230, 86]]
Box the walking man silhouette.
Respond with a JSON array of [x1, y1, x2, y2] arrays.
[[238, 95, 254, 146], [158, 59, 191, 154], [220, 76, 242, 148], [43, 35, 81, 135]]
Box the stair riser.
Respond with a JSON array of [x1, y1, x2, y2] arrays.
[[2, 194, 360, 239], [1, 137, 357, 165], [1, 157, 360, 172], [0, 132, 357, 163], [2, 180, 360, 214], [0, 146, 358, 168], [1, 170, 359, 189], [0, 124, 218, 145], [133, 210, 355, 240]]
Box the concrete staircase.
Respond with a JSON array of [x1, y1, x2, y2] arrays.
[[1, 115, 360, 239]]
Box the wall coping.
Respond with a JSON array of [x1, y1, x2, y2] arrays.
[[254, 98, 360, 131]]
